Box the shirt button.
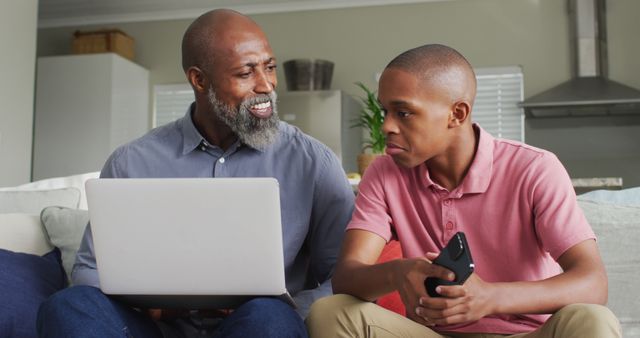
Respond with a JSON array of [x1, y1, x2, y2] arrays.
[[445, 222, 454, 230], [444, 199, 451, 206], [219, 157, 225, 164], [200, 146, 206, 151]]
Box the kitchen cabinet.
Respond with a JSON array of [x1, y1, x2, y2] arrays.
[[33, 53, 149, 180]]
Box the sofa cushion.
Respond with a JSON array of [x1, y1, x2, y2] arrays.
[[375, 240, 406, 316], [4, 172, 100, 210], [0, 248, 66, 338], [578, 200, 640, 336], [40, 206, 90, 283], [0, 213, 54, 256], [579, 186, 640, 207], [0, 188, 80, 214]]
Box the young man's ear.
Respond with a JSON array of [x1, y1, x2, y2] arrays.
[[449, 101, 471, 127], [187, 66, 208, 94]]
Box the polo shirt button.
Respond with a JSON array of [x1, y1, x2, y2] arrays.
[[444, 199, 451, 206], [445, 222, 454, 230], [219, 157, 225, 164]]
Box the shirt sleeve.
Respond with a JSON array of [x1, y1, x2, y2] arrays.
[[346, 156, 394, 242], [301, 148, 354, 307], [71, 147, 125, 286], [528, 152, 595, 260]]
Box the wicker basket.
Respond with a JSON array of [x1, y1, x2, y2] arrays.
[[72, 29, 135, 61]]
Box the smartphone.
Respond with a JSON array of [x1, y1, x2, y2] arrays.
[[424, 232, 474, 297]]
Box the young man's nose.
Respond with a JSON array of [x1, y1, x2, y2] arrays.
[[382, 115, 398, 135]]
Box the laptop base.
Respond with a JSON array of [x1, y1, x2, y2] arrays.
[[109, 293, 297, 310]]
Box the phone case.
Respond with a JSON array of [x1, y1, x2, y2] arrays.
[[424, 232, 474, 297]]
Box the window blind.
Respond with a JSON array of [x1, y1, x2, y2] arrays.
[[472, 66, 524, 142], [153, 84, 194, 127]]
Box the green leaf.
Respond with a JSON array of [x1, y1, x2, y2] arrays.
[[351, 82, 386, 154]]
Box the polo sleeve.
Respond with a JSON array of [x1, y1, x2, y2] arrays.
[[529, 152, 595, 260], [347, 156, 394, 242]]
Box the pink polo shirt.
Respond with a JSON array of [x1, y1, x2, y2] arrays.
[[347, 125, 595, 334]]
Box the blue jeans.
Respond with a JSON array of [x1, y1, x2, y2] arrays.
[[37, 285, 308, 338]]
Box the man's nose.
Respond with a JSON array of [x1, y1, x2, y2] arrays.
[[254, 70, 276, 94], [382, 115, 397, 135]]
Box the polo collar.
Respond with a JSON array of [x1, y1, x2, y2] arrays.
[[422, 123, 494, 195], [459, 124, 494, 194]]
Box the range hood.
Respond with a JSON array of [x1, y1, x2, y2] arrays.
[[520, 0, 640, 118]]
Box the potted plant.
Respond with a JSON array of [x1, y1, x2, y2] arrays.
[[353, 82, 385, 175]]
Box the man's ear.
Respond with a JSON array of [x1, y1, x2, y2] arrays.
[[187, 66, 208, 94], [449, 101, 471, 128]]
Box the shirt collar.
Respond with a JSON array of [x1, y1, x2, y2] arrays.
[[422, 123, 494, 195], [459, 123, 494, 194], [180, 103, 206, 155]]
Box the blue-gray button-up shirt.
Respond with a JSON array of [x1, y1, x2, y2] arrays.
[[72, 105, 355, 317]]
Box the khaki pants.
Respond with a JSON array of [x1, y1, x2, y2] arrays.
[[306, 294, 621, 338]]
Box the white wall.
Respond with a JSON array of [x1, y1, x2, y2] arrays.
[[0, 0, 38, 187]]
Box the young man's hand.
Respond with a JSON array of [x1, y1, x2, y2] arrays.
[[414, 252, 496, 326], [389, 255, 455, 327]]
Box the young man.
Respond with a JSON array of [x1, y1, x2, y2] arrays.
[[37, 9, 354, 338], [306, 44, 620, 338]]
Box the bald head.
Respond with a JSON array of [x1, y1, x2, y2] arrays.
[[386, 44, 477, 105], [181, 9, 264, 72]]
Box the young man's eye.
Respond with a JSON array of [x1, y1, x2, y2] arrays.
[[397, 111, 411, 118]]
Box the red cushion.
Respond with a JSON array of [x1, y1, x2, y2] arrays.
[[375, 240, 406, 316]]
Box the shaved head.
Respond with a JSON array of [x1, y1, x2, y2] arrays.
[[181, 9, 263, 73], [386, 44, 477, 106]]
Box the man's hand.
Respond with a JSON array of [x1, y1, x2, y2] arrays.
[[390, 255, 455, 327], [414, 253, 495, 326]]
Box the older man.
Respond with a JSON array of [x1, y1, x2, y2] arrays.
[[37, 9, 354, 338]]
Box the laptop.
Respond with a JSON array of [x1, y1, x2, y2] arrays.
[[85, 177, 295, 309]]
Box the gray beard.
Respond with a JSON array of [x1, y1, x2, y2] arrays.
[[207, 88, 280, 150]]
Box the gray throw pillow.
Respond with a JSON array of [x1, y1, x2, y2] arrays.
[[40, 206, 89, 283], [579, 200, 640, 336], [0, 188, 80, 214]]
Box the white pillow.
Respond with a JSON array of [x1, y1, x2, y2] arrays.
[[1, 172, 100, 210], [0, 188, 81, 214], [579, 200, 640, 334], [0, 213, 54, 255], [40, 206, 89, 282]]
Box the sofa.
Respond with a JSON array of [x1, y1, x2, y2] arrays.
[[0, 172, 98, 338], [1, 173, 639, 337]]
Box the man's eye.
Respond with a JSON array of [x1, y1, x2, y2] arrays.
[[266, 64, 277, 72], [397, 111, 411, 118], [239, 72, 252, 78]]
